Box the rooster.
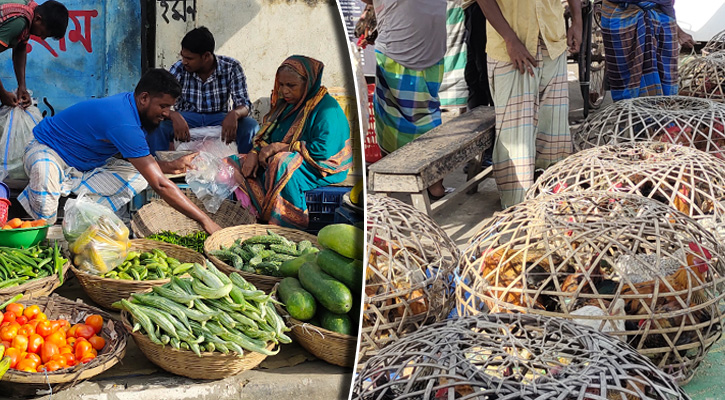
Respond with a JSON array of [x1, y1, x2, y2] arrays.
[[620, 242, 712, 317], [635, 297, 713, 350]]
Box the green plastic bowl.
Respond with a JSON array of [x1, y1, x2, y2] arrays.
[[0, 225, 50, 248]]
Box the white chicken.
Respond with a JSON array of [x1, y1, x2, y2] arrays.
[[570, 299, 626, 337], [613, 249, 684, 284]]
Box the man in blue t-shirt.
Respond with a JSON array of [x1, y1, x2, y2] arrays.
[[18, 69, 222, 234], [145, 26, 259, 156]]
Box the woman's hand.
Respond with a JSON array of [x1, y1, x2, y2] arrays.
[[258, 143, 288, 168], [241, 152, 260, 178]]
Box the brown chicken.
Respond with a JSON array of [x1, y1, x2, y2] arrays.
[[620, 242, 711, 317], [635, 297, 712, 350]]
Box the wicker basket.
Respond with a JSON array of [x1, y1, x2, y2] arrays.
[[361, 195, 459, 364], [0, 294, 128, 397], [120, 310, 273, 380], [204, 224, 319, 292], [0, 261, 70, 303], [528, 142, 725, 241], [679, 52, 725, 103], [573, 95, 725, 159], [71, 239, 206, 310], [455, 191, 725, 384], [352, 313, 691, 400], [272, 286, 357, 368], [130, 190, 255, 238]]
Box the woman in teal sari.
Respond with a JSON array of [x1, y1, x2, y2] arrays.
[[226, 55, 352, 229]]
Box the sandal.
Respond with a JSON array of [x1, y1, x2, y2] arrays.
[[428, 187, 455, 201]]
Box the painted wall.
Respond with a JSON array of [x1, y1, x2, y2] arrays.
[[153, 0, 356, 118], [0, 1, 142, 117]]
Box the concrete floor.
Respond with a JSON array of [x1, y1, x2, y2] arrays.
[[382, 63, 724, 397]]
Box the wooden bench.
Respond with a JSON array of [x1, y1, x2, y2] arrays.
[[368, 106, 496, 215]]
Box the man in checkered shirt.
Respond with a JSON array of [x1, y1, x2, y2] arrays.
[[146, 26, 259, 155]]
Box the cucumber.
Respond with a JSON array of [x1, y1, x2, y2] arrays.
[[278, 277, 317, 321], [318, 308, 352, 335], [316, 249, 363, 293], [298, 262, 353, 314], [317, 224, 364, 260], [280, 252, 317, 278]]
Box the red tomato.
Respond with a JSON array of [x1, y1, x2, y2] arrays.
[[15, 315, 28, 325], [40, 342, 59, 364], [49, 320, 61, 333], [45, 330, 66, 348], [4, 347, 21, 368], [75, 324, 95, 340], [16, 358, 38, 371], [74, 339, 93, 359], [79, 353, 96, 364], [61, 352, 76, 367], [5, 303, 24, 318], [0, 324, 17, 342], [22, 305, 40, 320], [85, 315, 103, 334], [27, 334, 44, 354], [88, 335, 106, 351], [58, 320, 70, 332], [43, 360, 61, 372], [51, 353, 67, 367], [66, 324, 80, 338], [24, 352, 41, 366], [18, 324, 34, 337], [36, 321, 52, 338], [11, 334, 28, 352], [3, 311, 15, 324]]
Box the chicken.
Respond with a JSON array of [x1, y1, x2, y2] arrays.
[[620, 242, 712, 317], [559, 259, 619, 311], [613, 249, 683, 284], [570, 299, 627, 335], [635, 297, 712, 350], [672, 185, 692, 216]]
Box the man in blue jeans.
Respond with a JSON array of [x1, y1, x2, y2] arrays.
[[147, 26, 259, 155]]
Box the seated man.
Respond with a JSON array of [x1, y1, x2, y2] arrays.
[[0, 0, 68, 108], [146, 26, 259, 156], [18, 69, 222, 234]]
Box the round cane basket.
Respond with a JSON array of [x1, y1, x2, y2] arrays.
[[352, 313, 691, 400], [573, 95, 725, 159], [527, 142, 725, 241], [272, 286, 357, 368], [120, 310, 274, 380], [71, 239, 206, 310], [456, 191, 725, 384], [204, 224, 319, 292], [0, 294, 128, 397], [0, 261, 70, 303], [703, 30, 725, 56], [130, 190, 255, 238], [679, 52, 725, 103], [361, 195, 460, 364]]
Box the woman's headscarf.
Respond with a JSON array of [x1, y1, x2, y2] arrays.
[[253, 55, 328, 149]]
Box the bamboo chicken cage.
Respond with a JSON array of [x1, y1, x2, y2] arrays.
[[352, 313, 691, 400], [455, 191, 725, 384], [573, 95, 725, 160], [703, 30, 725, 56], [361, 194, 459, 364], [679, 52, 725, 103], [527, 142, 725, 241]]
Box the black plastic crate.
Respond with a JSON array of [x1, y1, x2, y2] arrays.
[[305, 186, 350, 233]]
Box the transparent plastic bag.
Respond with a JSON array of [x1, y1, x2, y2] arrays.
[[0, 105, 42, 179], [185, 150, 238, 213], [174, 127, 237, 156], [62, 194, 130, 275]]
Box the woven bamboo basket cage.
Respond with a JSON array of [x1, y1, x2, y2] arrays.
[[204, 224, 319, 292], [0, 261, 70, 303], [352, 313, 691, 400], [573, 95, 725, 159], [703, 30, 725, 56], [71, 239, 206, 310], [120, 309, 274, 380], [0, 294, 128, 397], [130, 189, 255, 238], [679, 52, 725, 103], [455, 191, 725, 384], [271, 284, 357, 368], [361, 195, 460, 364], [527, 142, 725, 241]]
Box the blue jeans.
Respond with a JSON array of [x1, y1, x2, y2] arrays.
[[146, 111, 259, 156]]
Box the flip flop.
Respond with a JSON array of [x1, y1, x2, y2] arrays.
[[428, 187, 455, 201]]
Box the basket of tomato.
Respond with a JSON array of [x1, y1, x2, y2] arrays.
[[0, 294, 128, 397]]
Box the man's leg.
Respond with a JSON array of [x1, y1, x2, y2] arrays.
[[17, 141, 69, 224], [73, 158, 149, 214], [146, 120, 174, 156], [235, 117, 260, 154], [464, 2, 493, 109], [535, 49, 571, 170]]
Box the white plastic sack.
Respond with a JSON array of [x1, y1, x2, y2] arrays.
[[174, 126, 237, 156], [0, 105, 42, 179], [185, 148, 238, 214]]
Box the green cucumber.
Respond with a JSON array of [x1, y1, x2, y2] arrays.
[[278, 277, 316, 321], [316, 249, 363, 293], [279, 253, 317, 278], [318, 308, 352, 335], [298, 262, 352, 314], [317, 224, 364, 260]]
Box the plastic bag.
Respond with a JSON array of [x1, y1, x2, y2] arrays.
[[174, 127, 237, 156], [0, 105, 43, 179], [62, 194, 130, 275], [185, 150, 238, 214]]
